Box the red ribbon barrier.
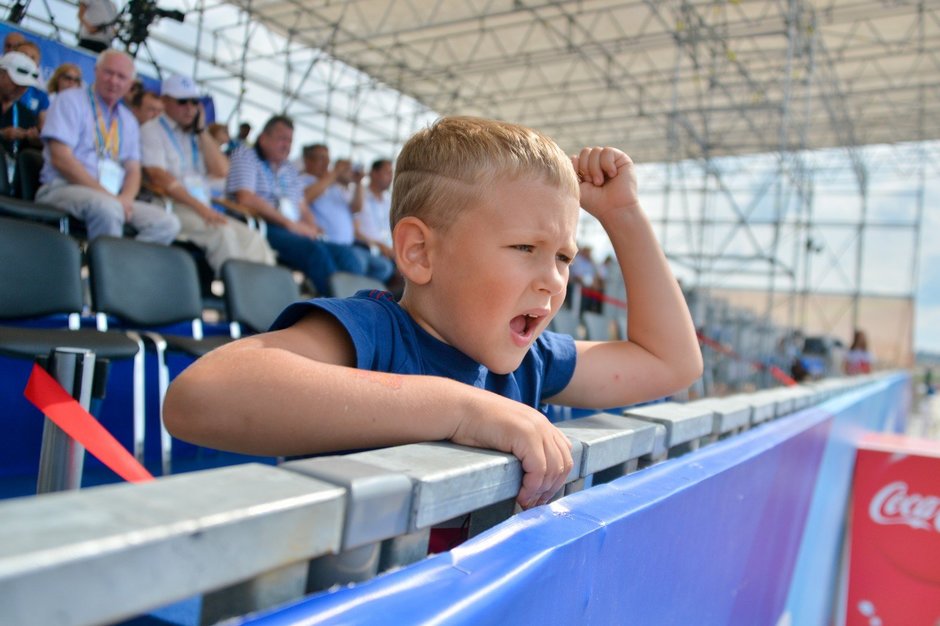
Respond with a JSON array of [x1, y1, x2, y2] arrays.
[[24, 364, 154, 483], [579, 287, 796, 386]]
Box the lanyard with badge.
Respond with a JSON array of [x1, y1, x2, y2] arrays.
[[158, 117, 211, 205], [261, 159, 298, 220], [4, 104, 17, 185], [88, 87, 124, 196]]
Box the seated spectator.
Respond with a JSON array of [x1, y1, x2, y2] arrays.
[[164, 116, 704, 510], [844, 329, 873, 375], [301, 145, 394, 284], [3, 32, 25, 54], [223, 121, 250, 154], [140, 74, 274, 273], [569, 245, 605, 313], [355, 158, 395, 260], [207, 122, 230, 150], [127, 85, 163, 126], [12, 41, 49, 125], [47, 63, 84, 100], [36, 50, 179, 243], [225, 115, 359, 296], [77, 0, 118, 53], [0, 51, 42, 181]]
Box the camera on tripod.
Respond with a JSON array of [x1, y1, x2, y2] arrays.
[[116, 0, 185, 47]]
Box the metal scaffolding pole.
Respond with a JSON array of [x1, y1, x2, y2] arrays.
[[4, 0, 934, 366]]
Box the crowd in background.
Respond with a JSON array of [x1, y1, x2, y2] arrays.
[[0, 29, 400, 298], [0, 26, 875, 381]]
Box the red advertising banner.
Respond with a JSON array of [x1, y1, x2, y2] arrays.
[[845, 433, 940, 626]]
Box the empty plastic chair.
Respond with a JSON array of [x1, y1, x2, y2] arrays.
[[0, 151, 71, 233], [87, 236, 232, 473], [330, 270, 387, 298], [550, 307, 581, 337], [582, 311, 612, 340], [0, 218, 145, 462], [222, 259, 300, 337]]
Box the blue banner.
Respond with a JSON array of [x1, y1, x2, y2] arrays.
[[240, 406, 840, 624], [238, 375, 909, 625], [0, 22, 212, 120]]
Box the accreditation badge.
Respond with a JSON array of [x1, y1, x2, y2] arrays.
[[183, 173, 210, 205], [278, 197, 299, 221], [4, 152, 14, 186], [97, 158, 125, 196]]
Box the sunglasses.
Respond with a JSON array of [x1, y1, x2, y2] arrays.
[[175, 98, 200, 106], [12, 66, 39, 80], [61, 74, 81, 82]]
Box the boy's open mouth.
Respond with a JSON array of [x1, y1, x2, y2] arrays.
[[510, 313, 540, 341]]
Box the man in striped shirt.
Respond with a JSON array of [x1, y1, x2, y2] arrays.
[[225, 115, 358, 296]]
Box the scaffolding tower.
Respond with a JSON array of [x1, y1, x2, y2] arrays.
[[7, 0, 937, 365]]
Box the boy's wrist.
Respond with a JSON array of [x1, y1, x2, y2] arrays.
[[594, 200, 644, 228]]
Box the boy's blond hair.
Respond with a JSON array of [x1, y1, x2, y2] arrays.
[[390, 116, 579, 231]]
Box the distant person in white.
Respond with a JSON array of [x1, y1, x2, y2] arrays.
[[355, 158, 395, 260]]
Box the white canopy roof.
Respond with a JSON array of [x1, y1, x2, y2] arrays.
[[221, 0, 940, 163]]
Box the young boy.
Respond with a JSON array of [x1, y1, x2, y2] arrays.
[[164, 116, 702, 509]]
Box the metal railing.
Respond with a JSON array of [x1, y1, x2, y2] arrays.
[[0, 373, 878, 626]]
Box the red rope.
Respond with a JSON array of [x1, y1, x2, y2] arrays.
[[24, 364, 154, 483]]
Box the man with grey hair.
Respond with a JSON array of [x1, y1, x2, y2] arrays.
[[2, 31, 25, 54], [36, 49, 179, 243]]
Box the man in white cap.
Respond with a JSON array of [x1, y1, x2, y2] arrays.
[[0, 50, 42, 172], [12, 41, 50, 124], [139, 74, 274, 273], [36, 49, 179, 243]]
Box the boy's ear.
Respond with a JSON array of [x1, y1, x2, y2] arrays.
[[393, 216, 433, 285]]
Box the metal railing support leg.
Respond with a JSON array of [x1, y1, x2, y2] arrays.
[[36, 347, 96, 494]]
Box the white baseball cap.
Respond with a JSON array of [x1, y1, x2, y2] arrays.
[[0, 51, 39, 88], [161, 74, 201, 100]]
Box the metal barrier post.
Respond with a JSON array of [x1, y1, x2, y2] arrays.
[[199, 562, 309, 626], [36, 347, 97, 494]]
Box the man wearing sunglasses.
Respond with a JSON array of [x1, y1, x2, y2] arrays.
[[139, 74, 274, 273], [36, 49, 180, 244], [0, 51, 42, 179]]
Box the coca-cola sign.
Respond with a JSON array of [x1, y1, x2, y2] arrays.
[[846, 434, 940, 626], [869, 480, 940, 532]]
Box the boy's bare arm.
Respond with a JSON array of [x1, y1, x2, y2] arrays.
[[164, 312, 572, 508], [549, 147, 703, 409]]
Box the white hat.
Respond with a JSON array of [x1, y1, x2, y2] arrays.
[[161, 74, 201, 100], [0, 51, 39, 88]]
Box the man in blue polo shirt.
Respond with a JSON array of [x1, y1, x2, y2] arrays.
[[301, 144, 394, 284], [36, 49, 179, 243]]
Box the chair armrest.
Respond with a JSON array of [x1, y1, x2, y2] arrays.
[[213, 196, 260, 218], [142, 180, 168, 197]]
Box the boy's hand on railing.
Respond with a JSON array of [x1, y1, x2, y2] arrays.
[[571, 146, 639, 223], [449, 388, 573, 509]]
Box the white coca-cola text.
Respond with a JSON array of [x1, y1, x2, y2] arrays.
[[869, 481, 940, 532]]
